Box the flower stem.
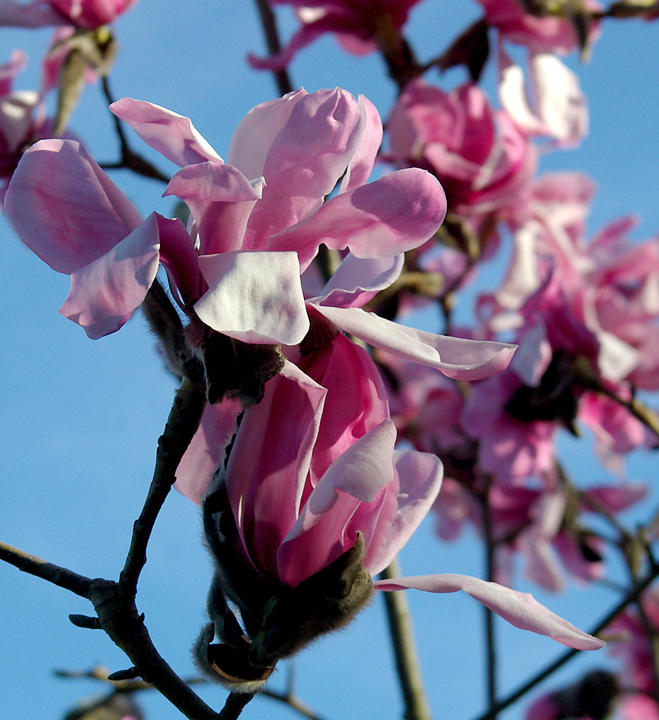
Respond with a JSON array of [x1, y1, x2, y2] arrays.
[[380, 557, 433, 720]]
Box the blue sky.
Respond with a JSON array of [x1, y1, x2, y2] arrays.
[[1, 2, 659, 719]]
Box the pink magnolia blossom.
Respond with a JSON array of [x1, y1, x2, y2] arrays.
[[387, 79, 536, 223], [475, 0, 602, 54], [248, 0, 425, 70], [5, 88, 449, 343], [0, 0, 138, 28]]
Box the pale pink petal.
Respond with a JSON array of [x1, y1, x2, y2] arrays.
[[242, 88, 370, 251], [0, 0, 66, 26], [227, 89, 305, 180], [366, 449, 443, 575], [156, 214, 202, 307], [110, 98, 222, 167], [194, 251, 309, 345], [5, 139, 141, 273], [164, 162, 262, 255], [269, 168, 447, 270], [339, 94, 382, 193], [0, 48, 26, 94], [311, 304, 516, 380], [175, 397, 243, 505], [372, 574, 604, 650], [226, 362, 326, 579], [0, 90, 39, 152], [59, 212, 160, 339], [618, 694, 659, 720], [315, 253, 404, 309]]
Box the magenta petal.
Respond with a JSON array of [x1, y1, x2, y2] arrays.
[[5, 139, 142, 273], [59, 213, 161, 339], [164, 162, 261, 255], [175, 397, 243, 505], [269, 168, 447, 269], [316, 254, 404, 309], [311, 305, 517, 380], [226, 362, 327, 579], [365, 449, 443, 575], [0, 0, 67, 26], [195, 251, 309, 345], [155, 214, 202, 307], [372, 574, 604, 650], [110, 98, 222, 167], [277, 421, 398, 587]]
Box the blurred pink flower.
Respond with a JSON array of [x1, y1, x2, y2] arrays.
[[387, 79, 536, 222], [476, 0, 602, 54], [0, 0, 138, 28], [249, 0, 425, 70]]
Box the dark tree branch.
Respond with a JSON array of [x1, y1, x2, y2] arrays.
[[252, 0, 294, 96], [119, 376, 206, 597]]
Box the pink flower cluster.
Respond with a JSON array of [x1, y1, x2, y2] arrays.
[[0, 0, 138, 28]]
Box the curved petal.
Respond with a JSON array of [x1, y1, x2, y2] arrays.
[[156, 214, 202, 307], [268, 168, 447, 270], [226, 361, 327, 580], [227, 89, 305, 180], [315, 253, 404, 309], [59, 213, 161, 339], [110, 98, 222, 167], [194, 251, 309, 345], [365, 449, 443, 575], [373, 574, 604, 650], [311, 304, 517, 380], [164, 162, 262, 255], [175, 397, 243, 505], [277, 420, 398, 587], [242, 88, 369, 252], [5, 139, 141, 273], [339, 94, 382, 193]]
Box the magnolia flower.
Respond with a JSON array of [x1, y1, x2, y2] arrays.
[[248, 0, 424, 70], [387, 79, 536, 221], [0, 0, 139, 28]]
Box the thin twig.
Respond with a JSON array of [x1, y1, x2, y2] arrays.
[[470, 561, 659, 720], [380, 557, 432, 720], [218, 692, 256, 720], [479, 480, 498, 714], [252, 0, 294, 96], [119, 376, 206, 597], [0, 540, 91, 598]]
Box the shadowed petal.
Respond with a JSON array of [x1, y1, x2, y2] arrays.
[[59, 212, 160, 339], [5, 139, 142, 273], [373, 574, 604, 650]]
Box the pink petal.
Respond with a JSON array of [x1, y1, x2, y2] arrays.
[[155, 214, 202, 307], [278, 420, 398, 587], [242, 88, 371, 252], [226, 361, 327, 579], [227, 89, 305, 180], [311, 304, 516, 380], [164, 162, 262, 255], [365, 449, 444, 575], [110, 98, 222, 167], [5, 139, 142, 273], [175, 397, 243, 505], [315, 253, 404, 309], [194, 251, 309, 345], [339, 94, 382, 193], [372, 574, 605, 650], [269, 168, 447, 270], [0, 0, 66, 26], [59, 212, 161, 338]]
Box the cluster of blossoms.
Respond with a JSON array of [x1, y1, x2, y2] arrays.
[[6, 85, 604, 686], [5, 0, 659, 715]]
